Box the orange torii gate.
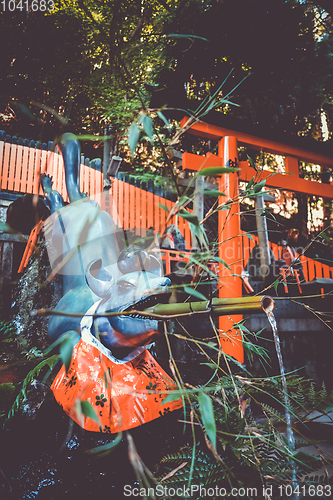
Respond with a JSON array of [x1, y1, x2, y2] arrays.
[[181, 117, 333, 364]]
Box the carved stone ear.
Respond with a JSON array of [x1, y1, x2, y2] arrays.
[[117, 246, 148, 274], [117, 246, 162, 276], [147, 255, 162, 276], [85, 259, 114, 297]]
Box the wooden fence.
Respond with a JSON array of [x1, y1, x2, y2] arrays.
[[0, 131, 174, 200], [241, 233, 333, 282], [101, 179, 192, 249], [1, 132, 332, 282], [0, 135, 193, 248], [0, 135, 101, 203]]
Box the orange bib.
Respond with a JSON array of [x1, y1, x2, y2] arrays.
[[51, 303, 183, 433]]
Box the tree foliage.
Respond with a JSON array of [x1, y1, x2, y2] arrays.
[[155, 0, 333, 139], [0, 0, 333, 145]]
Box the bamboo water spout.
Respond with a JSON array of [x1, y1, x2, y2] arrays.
[[145, 295, 274, 317]]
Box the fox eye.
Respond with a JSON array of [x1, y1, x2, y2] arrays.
[[118, 280, 135, 292]]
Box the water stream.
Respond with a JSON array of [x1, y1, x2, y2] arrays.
[[265, 308, 298, 498]]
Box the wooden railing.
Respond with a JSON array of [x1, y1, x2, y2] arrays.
[[1, 135, 332, 282], [101, 179, 192, 249], [0, 137, 193, 248], [0, 132, 174, 200], [0, 139, 103, 203], [241, 233, 333, 282]]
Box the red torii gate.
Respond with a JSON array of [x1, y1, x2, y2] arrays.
[[181, 117, 333, 364]]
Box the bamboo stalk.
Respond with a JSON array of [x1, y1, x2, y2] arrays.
[[33, 296, 274, 320], [145, 295, 274, 317]]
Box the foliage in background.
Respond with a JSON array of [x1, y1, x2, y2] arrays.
[[1, 0, 333, 146]]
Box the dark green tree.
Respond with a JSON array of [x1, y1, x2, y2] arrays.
[[153, 0, 333, 140], [1, 0, 333, 145]]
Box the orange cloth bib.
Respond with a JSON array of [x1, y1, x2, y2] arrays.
[[51, 303, 183, 433]]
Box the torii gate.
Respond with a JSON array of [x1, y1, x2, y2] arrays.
[[181, 117, 333, 364]]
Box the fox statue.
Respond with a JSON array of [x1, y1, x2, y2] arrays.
[[42, 133, 182, 433]]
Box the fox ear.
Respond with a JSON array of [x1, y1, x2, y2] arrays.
[[117, 246, 163, 276], [147, 255, 162, 276], [85, 259, 114, 297], [117, 246, 147, 274]]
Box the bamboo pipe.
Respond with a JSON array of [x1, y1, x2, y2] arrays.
[[145, 295, 274, 317]]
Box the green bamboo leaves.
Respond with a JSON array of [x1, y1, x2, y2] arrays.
[[167, 34, 209, 42], [78, 400, 101, 426], [198, 166, 240, 177], [128, 112, 155, 156], [59, 331, 80, 373], [142, 115, 154, 142], [44, 330, 80, 374], [183, 285, 207, 301], [198, 392, 216, 451], [85, 432, 123, 458], [128, 123, 141, 156]]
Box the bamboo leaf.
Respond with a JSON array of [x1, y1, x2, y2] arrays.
[[178, 195, 192, 205], [198, 392, 216, 451], [246, 176, 255, 189], [74, 399, 83, 426], [157, 110, 170, 129], [217, 204, 231, 211], [158, 203, 169, 212], [12, 101, 38, 121], [183, 285, 207, 301], [244, 232, 254, 241], [189, 255, 217, 278], [80, 400, 101, 425], [202, 189, 226, 197], [31, 100, 68, 124], [247, 155, 258, 171], [128, 123, 140, 156], [319, 230, 329, 242], [217, 99, 240, 107], [194, 95, 210, 115], [222, 74, 249, 100], [22, 354, 59, 396], [167, 34, 209, 42], [60, 332, 79, 373], [179, 209, 199, 226], [44, 330, 79, 356], [207, 342, 218, 349], [273, 279, 279, 294], [74, 135, 111, 141], [210, 256, 231, 269], [253, 180, 266, 193], [199, 166, 240, 176], [188, 222, 209, 247], [142, 115, 154, 142], [85, 432, 123, 457], [161, 391, 184, 405]]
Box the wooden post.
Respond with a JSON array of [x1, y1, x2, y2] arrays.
[[103, 126, 112, 189], [218, 136, 244, 363], [192, 174, 204, 250], [255, 194, 271, 279]]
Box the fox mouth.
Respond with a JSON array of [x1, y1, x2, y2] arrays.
[[121, 291, 171, 320]]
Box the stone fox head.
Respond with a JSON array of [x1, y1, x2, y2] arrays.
[[85, 249, 171, 350], [43, 134, 171, 354]]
